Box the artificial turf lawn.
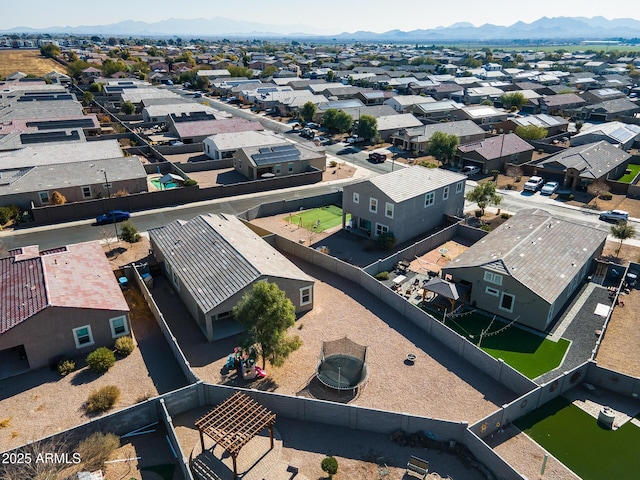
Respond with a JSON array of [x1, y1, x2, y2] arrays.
[[618, 163, 640, 184], [286, 205, 350, 233], [442, 312, 569, 379], [515, 396, 640, 480]]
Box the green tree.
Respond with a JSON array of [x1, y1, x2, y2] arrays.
[[121, 101, 135, 115], [321, 456, 338, 479], [40, 43, 60, 58], [480, 99, 494, 106], [333, 110, 354, 133], [120, 221, 141, 243], [357, 114, 378, 141], [300, 101, 317, 123], [260, 65, 279, 78], [67, 59, 92, 79], [466, 182, 502, 215], [428, 131, 459, 165], [611, 221, 636, 257], [322, 108, 339, 130], [515, 125, 548, 141], [231, 281, 301, 369], [82, 91, 94, 106], [227, 65, 254, 78], [326, 69, 336, 82], [500, 92, 527, 109]]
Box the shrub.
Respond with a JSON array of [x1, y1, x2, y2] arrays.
[[480, 225, 492, 232], [50, 191, 67, 205], [599, 193, 613, 200], [329, 160, 338, 168], [491, 169, 500, 180], [183, 178, 198, 186], [0, 418, 10, 428], [120, 221, 141, 243], [505, 183, 514, 190], [376, 232, 397, 251], [86, 347, 116, 373], [114, 336, 135, 356], [0, 207, 14, 225], [374, 271, 390, 281], [474, 210, 483, 218], [321, 456, 338, 478], [77, 432, 120, 469], [501, 212, 512, 219], [57, 359, 76, 376], [86, 386, 121, 413], [514, 176, 521, 182]]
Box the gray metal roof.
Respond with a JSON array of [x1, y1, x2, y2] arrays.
[[366, 166, 466, 203], [149, 214, 313, 314], [444, 209, 607, 303]]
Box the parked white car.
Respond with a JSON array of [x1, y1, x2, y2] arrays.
[[460, 165, 481, 177], [540, 181, 560, 195], [523, 176, 544, 192]]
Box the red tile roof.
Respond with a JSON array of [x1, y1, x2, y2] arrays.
[[1, 241, 129, 335]]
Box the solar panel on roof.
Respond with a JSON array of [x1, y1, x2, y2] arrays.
[[271, 144, 297, 152], [27, 119, 94, 130], [20, 130, 81, 144], [258, 147, 272, 154]]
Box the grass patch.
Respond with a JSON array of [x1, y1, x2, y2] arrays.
[[443, 311, 569, 378], [617, 164, 640, 184], [515, 396, 640, 480], [286, 205, 349, 233]]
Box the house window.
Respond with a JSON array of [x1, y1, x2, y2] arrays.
[[499, 292, 515, 312], [275, 164, 281, 174], [375, 223, 389, 236], [171, 269, 180, 291], [81, 186, 92, 199], [456, 181, 464, 194], [109, 315, 130, 338], [485, 287, 500, 297], [424, 192, 435, 207], [38, 191, 50, 205], [443, 186, 449, 201], [385, 202, 394, 218], [484, 271, 503, 286], [353, 192, 359, 204], [369, 197, 378, 213], [73, 325, 94, 349], [300, 286, 312, 306], [288, 162, 294, 173]]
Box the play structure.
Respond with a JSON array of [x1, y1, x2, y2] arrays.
[[225, 347, 266, 380], [316, 336, 368, 395]]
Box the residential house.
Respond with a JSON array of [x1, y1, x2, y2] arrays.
[[233, 143, 325, 180], [493, 114, 569, 137], [570, 122, 640, 150], [142, 103, 225, 124], [374, 114, 423, 141], [204, 131, 289, 160], [579, 98, 640, 122], [149, 214, 314, 341], [341, 166, 466, 244], [391, 120, 485, 153], [0, 155, 148, 209], [580, 88, 627, 105], [538, 93, 587, 115], [449, 105, 509, 127], [0, 241, 130, 378], [455, 133, 535, 173], [534, 141, 632, 189], [405, 100, 465, 122], [167, 116, 263, 144], [442, 209, 607, 331], [383, 95, 435, 113]]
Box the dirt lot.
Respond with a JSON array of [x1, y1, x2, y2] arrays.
[[0, 50, 67, 77]]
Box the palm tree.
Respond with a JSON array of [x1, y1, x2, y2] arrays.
[[610, 221, 636, 257]]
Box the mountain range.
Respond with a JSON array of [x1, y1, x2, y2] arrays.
[[2, 16, 640, 41]]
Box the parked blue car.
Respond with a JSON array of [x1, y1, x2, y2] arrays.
[[96, 210, 130, 225]]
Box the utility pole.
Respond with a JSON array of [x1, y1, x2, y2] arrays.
[[99, 169, 119, 243]]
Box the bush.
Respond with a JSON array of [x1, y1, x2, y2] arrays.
[[491, 169, 500, 180], [183, 178, 198, 186], [474, 210, 483, 218], [374, 271, 390, 281], [505, 183, 514, 190], [501, 212, 512, 219], [321, 456, 338, 478], [119, 221, 141, 243], [376, 232, 397, 251], [329, 160, 338, 168], [86, 347, 116, 373], [480, 225, 492, 231], [599, 193, 613, 200], [86, 385, 121, 413], [57, 359, 76, 376], [0, 206, 14, 225], [514, 176, 521, 182], [77, 432, 120, 470], [114, 336, 135, 356]]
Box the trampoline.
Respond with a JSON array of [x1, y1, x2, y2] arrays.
[[316, 337, 368, 394]]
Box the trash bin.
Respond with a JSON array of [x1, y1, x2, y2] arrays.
[[141, 273, 153, 289]]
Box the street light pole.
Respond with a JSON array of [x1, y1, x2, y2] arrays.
[[99, 169, 119, 243]]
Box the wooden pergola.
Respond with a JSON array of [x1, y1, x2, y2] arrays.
[[195, 392, 276, 479]]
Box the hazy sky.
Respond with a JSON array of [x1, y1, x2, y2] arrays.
[[1, 0, 636, 33]]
